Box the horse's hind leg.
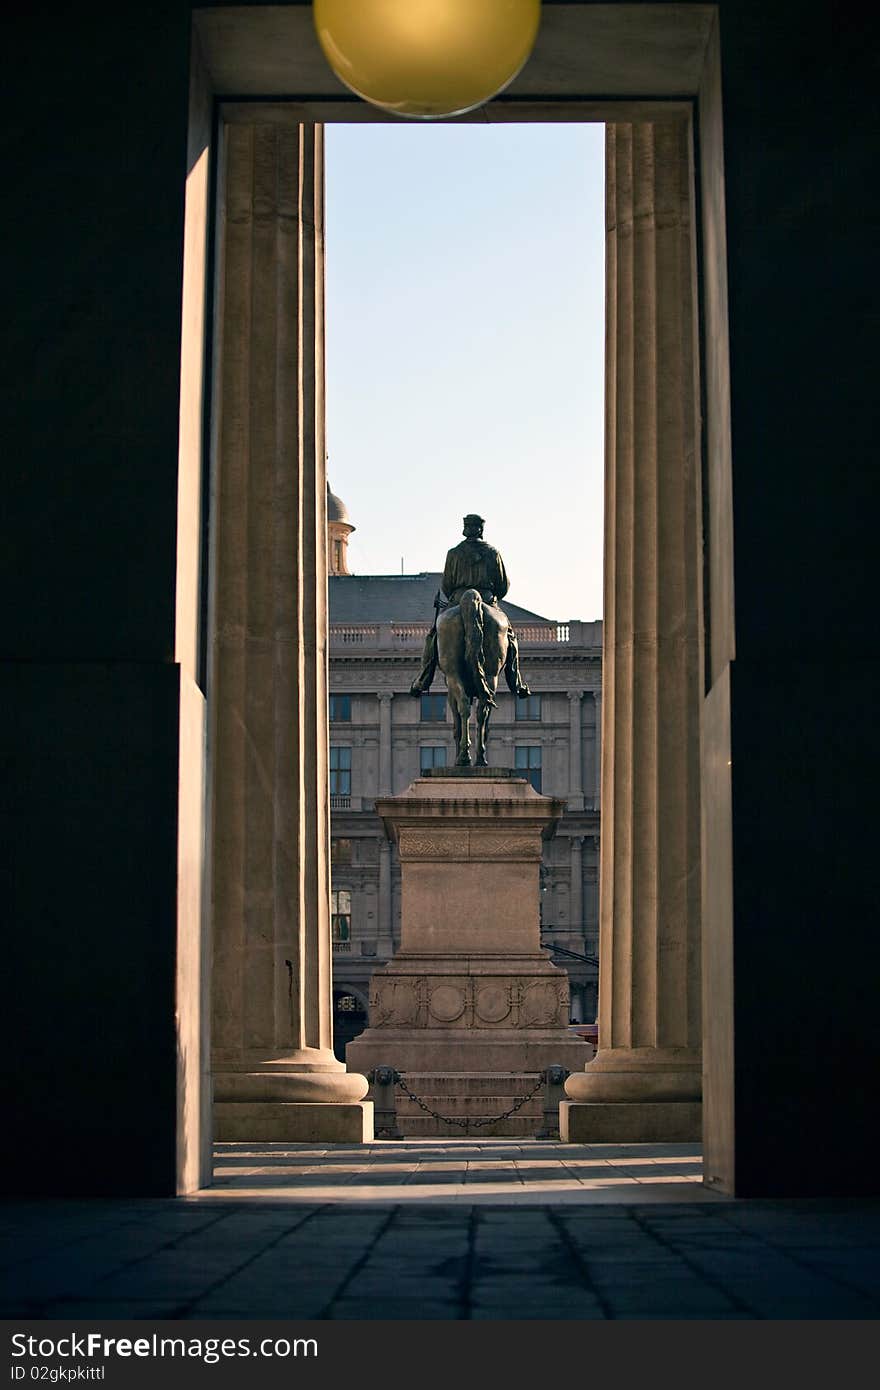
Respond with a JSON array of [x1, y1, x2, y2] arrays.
[[448, 689, 464, 762], [475, 698, 491, 766], [446, 676, 472, 765], [448, 692, 461, 754]]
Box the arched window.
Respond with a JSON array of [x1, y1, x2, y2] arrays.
[[332, 987, 368, 1062]]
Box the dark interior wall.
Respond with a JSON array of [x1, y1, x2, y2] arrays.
[[718, 0, 879, 657], [1, 665, 182, 1195], [729, 661, 879, 1195], [712, 0, 880, 1193], [2, 6, 194, 1193], [3, 6, 193, 663]]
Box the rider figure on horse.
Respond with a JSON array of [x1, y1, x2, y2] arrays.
[[410, 514, 531, 700]]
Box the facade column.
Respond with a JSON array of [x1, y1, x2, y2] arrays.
[[378, 837, 393, 957], [378, 692, 393, 797], [210, 121, 369, 1139], [592, 689, 602, 808], [567, 690, 584, 809], [563, 120, 703, 1142], [569, 834, 584, 936]]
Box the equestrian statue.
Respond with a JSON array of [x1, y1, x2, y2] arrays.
[[410, 513, 531, 767]]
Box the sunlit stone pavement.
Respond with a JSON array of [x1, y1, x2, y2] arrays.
[[209, 1138, 712, 1203]]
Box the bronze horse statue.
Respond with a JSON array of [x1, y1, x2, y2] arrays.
[[410, 515, 531, 764], [436, 589, 510, 766]]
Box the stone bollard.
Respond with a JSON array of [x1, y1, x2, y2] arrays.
[[538, 1065, 570, 1139], [367, 1067, 402, 1139]]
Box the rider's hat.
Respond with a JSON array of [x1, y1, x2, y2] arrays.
[[462, 513, 485, 529]]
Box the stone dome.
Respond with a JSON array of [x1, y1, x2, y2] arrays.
[[327, 482, 352, 526], [327, 480, 354, 575]]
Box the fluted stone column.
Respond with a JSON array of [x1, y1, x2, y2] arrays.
[[378, 692, 393, 797], [592, 689, 602, 808], [567, 690, 584, 809], [562, 120, 703, 1143], [210, 121, 369, 1140]]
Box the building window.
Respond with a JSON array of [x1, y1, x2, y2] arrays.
[[330, 745, 352, 795], [420, 745, 447, 773], [331, 888, 351, 943], [331, 837, 352, 863], [515, 745, 542, 792], [329, 693, 351, 722], [420, 693, 447, 721], [515, 693, 542, 721]]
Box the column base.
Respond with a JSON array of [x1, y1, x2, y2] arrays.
[[559, 1100, 701, 1143], [215, 1101, 374, 1143], [214, 1067, 369, 1104], [213, 1056, 373, 1141], [564, 1047, 701, 1103]]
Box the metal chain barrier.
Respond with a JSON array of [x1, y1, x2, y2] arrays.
[[389, 1070, 546, 1132]]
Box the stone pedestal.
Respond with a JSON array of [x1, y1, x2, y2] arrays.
[[347, 770, 588, 1134]]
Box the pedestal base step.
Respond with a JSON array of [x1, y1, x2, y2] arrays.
[[396, 1115, 544, 1138], [559, 1100, 702, 1143], [214, 1101, 373, 1143], [375, 1072, 551, 1139]]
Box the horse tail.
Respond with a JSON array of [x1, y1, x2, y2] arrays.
[[460, 590, 495, 706]]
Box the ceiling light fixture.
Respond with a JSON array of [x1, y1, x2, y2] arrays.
[[313, 0, 542, 120]]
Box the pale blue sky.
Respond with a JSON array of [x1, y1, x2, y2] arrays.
[[324, 122, 605, 622]]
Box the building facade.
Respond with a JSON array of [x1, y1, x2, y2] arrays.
[[326, 491, 602, 1057]]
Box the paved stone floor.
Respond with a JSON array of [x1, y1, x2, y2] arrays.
[[2, 1141, 879, 1319], [210, 1137, 712, 1203]]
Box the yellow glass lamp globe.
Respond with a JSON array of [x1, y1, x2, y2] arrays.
[[313, 0, 542, 119]]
